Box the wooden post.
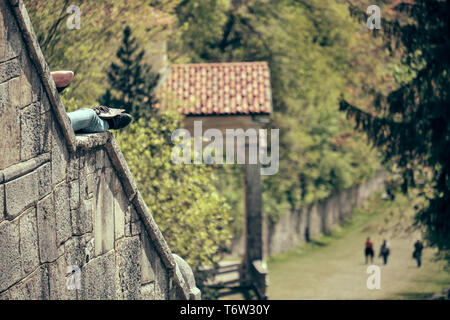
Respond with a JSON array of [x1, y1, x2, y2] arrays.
[[241, 145, 267, 299]]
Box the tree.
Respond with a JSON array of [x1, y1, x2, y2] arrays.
[[171, 0, 381, 227], [116, 110, 233, 273], [26, 0, 169, 106], [340, 0, 450, 260], [100, 26, 160, 120]]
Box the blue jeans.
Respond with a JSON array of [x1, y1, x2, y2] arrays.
[[67, 108, 109, 133]]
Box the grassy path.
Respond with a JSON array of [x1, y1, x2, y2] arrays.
[[266, 193, 450, 300]]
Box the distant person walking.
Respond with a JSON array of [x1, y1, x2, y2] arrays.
[[413, 240, 424, 267], [365, 237, 375, 264], [379, 240, 390, 265]]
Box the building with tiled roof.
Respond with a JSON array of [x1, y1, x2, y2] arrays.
[[157, 61, 273, 117]]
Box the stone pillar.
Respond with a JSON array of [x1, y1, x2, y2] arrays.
[[240, 140, 267, 299], [244, 162, 263, 265]]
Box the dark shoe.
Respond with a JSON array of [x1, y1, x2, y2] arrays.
[[92, 105, 126, 119], [107, 113, 132, 130]]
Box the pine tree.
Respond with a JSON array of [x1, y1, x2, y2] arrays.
[[100, 26, 159, 120], [341, 0, 450, 261]]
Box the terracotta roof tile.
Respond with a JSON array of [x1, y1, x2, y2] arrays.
[[156, 61, 273, 115]]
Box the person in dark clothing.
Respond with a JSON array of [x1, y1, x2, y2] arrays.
[[379, 240, 390, 265], [413, 240, 424, 267], [365, 237, 374, 264]]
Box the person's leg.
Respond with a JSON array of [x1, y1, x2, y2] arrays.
[[67, 108, 109, 133]]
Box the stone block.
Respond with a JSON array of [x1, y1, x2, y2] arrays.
[[40, 110, 53, 153], [95, 148, 105, 170], [80, 250, 116, 300], [104, 152, 113, 169], [7, 75, 20, 108], [19, 207, 39, 275], [86, 173, 96, 198], [115, 237, 141, 300], [69, 180, 80, 210], [30, 65, 42, 103], [141, 233, 168, 299], [0, 58, 20, 84], [20, 102, 41, 161], [0, 184, 4, 223], [141, 283, 155, 300], [0, 290, 10, 300], [0, 219, 22, 292], [72, 198, 93, 235], [131, 220, 141, 236], [0, 82, 20, 170], [114, 188, 126, 240], [131, 191, 176, 270], [141, 234, 156, 285], [48, 256, 77, 300], [8, 266, 49, 300], [0, 1, 22, 61], [37, 194, 58, 263], [64, 237, 85, 268], [5, 170, 38, 219], [37, 162, 51, 199], [51, 126, 68, 184], [40, 90, 51, 114], [67, 153, 80, 181], [85, 151, 96, 175], [79, 170, 97, 200], [17, 54, 33, 107], [0, 2, 6, 62], [54, 182, 71, 245], [94, 175, 114, 256]]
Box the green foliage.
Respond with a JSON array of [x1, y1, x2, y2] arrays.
[[26, 0, 386, 257], [341, 0, 450, 261], [25, 0, 168, 106], [100, 26, 160, 120], [171, 0, 381, 228], [116, 111, 232, 271]]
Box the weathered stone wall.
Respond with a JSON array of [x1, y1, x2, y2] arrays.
[[230, 171, 387, 258], [0, 0, 199, 300]]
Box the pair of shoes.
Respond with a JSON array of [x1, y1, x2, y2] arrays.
[[92, 106, 132, 130], [51, 71, 74, 93]]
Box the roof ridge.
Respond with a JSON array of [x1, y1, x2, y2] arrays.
[[170, 61, 269, 68]]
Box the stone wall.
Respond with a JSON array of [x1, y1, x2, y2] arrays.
[[0, 0, 199, 300], [230, 171, 387, 258]]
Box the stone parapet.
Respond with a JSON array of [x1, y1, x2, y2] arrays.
[[0, 0, 200, 300]]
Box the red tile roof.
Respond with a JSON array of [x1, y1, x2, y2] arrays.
[[156, 62, 273, 116]]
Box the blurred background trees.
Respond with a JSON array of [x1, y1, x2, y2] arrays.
[[25, 0, 448, 269], [100, 26, 160, 120], [341, 0, 450, 263]]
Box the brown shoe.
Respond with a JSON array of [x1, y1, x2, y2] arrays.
[[51, 71, 74, 93]]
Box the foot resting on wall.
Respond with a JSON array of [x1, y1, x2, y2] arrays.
[[51, 71, 132, 133]]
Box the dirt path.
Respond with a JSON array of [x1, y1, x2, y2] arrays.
[[266, 195, 450, 300]]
